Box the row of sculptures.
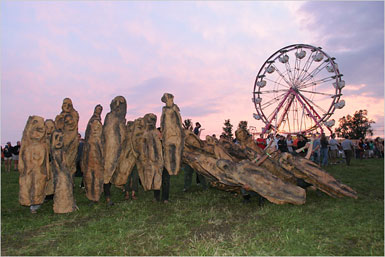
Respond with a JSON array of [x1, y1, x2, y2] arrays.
[[18, 93, 357, 214]]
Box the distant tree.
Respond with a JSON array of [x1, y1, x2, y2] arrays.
[[221, 119, 233, 140], [335, 110, 375, 139], [183, 119, 193, 131], [238, 121, 251, 136]]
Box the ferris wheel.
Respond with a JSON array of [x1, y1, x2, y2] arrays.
[[252, 44, 345, 135]]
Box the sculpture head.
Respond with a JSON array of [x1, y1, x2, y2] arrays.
[[144, 113, 157, 130], [45, 119, 55, 136], [161, 93, 174, 107], [126, 121, 135, 133], [62, 98, 73, 113], [206, 135, 214, 145], [94, 104, 103, 116], [51, 130, 64, 149], [235, 128, 248, 142], [63, 114, 76, 132], [28, 116, 46, 142], [110, 96, 127, 118]]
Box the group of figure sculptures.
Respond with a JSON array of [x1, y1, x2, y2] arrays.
[[18, 93, 357, 214]]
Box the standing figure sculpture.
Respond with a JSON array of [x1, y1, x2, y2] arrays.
[[111, 121, 137, 189], [82, 105, 105, 202], [136, 113, 164, 191], [54, 98, 79, 176], [19, 116, 50, 213], [102, 96, 127, 204], [51, 130, 78, 213], [44, 119, 56, 198], [160, 93, 184, 175]]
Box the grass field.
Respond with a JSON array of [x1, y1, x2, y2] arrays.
[[1, 158, 384, 256]]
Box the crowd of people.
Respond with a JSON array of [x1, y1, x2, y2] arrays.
[[254, 133, 384, 167], [1, 141, 21, 172]]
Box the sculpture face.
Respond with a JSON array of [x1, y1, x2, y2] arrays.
[[161, 93, 174, 107], [52, 130, 64, 149], [64, 114, 76, 131], [127, 121, 135, 133], [135, 118, 145, 130], [94, 105, 103, 116], [206, 135, 214, 144], [29, 117, 46, 141], [45, 120, 55, 136], [62, 98, 73, 113], [111, 96, 127, 118], [236, 129, 248, 142], [144, 113, 157, 130]]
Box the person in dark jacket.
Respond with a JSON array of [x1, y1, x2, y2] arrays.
[[3, 142, 13, 172]]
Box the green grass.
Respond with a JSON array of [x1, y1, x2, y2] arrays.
[[1, 158, 384, 256]]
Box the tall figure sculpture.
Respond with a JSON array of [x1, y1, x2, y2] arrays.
[[19, 116, 50, 213], [44, 119, 56, 198], [102, 96, 127, 204], [136, 113, 163, 190], [160, 93, 184, 175], [51, 130, 78, 213], [82, 105, 104, 202], [111, 120, 137, 189], [54, 98, 79, 176]]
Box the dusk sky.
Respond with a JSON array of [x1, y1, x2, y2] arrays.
[[1, 1, 384, 146]]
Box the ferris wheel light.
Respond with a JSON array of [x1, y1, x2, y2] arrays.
[[312, 52, 324, 62], [335, 100, 345, 109], [257, 80, 267, 87], [333, 80, 345, 89], [266, 66, 275, 73], [295, 50, 306, 59], [279, 54, 289, 63], [253, 113, 261, 120]]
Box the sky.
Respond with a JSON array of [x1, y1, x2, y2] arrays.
[[1, 1, 384, 146]]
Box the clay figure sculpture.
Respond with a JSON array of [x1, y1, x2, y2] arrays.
[[274, 152, 358, 199], [182, 131, 306, 205], [102, 96, 127, 184], [111, 121, 137, 189], [136, 113, 163, 191], [51, 130, 78, 213], [84, 104, 103, 141], [19, 116, 50, 212], [235, 127, 357, 199], [160, 93, 184, 175], [234, 128, 297, 184], [44, 119, 56, 196], [82, 118, 104, 202], [55, 98, 79, 175], [131, 117, 145, 156]]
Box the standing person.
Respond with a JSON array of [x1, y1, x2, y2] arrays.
[[320, 133, 329, 166], [277, 135, 288, 152], [3, 142, 13, 172], [153, 127, 170, 203], [193, 122, 204, 138], [296, 135, 308, 157], [357, 138, 364, 160], [125, 165, 139, 200], [329, 134, 340, 165], [12, 141, 21, 171], [256, 134, 267, 149], [286, 134, 294, 153], [341, 136, 354, 166], [311, 134, 321, 164], [193, 122, 204, 185], [75, 133, 85, 188]]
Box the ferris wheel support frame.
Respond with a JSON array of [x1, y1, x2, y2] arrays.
[[260, 87, 333, 135]]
